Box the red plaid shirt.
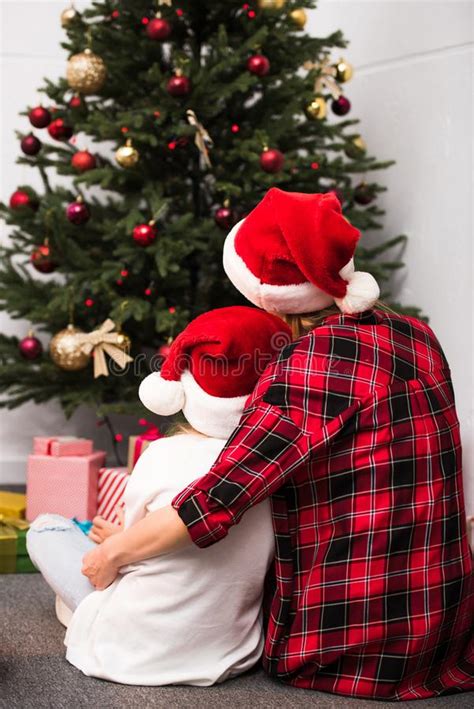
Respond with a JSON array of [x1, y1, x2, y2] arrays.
[[172, 309, 473, 700]]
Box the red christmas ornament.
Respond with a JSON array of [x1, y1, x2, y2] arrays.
[[132, 222, 157, 247], [260, 147, 285, 174], [246, 54, 270, 77], [331, 95, 351, 116], [21, 134, 42, 156], [71, 150, 97, 172], [47, 118, 73, 141], [69, 95, 83, 110], [9, 190, 37, 211], [146, 17, 172, 40], [166, 73, 191, 97], [28, 106, 51, 129], [157, 342, 172, 360], [354, 183, 375, 205], [214, 206, 235, 230], [19, 333, 43, 360], [66, 199, 90, 225], [30, 244, 57, 273]]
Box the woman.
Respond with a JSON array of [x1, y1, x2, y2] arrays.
[[83, 189, 473, 700]]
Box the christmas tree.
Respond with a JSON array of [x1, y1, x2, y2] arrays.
[[0, 0, 418, 434]]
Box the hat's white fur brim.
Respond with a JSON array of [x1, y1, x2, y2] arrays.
[[181, 371, 248, 439], [139, 370, 248, 440], [223, 220, 335, 314]]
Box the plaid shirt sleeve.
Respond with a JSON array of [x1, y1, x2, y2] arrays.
[[172, 382, 360, 548]]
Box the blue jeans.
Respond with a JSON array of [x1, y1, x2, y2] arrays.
[[26, 514, 96, 611]]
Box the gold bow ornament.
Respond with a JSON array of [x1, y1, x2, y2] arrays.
[[0, 514, 30, 574], [304, 56, 349, 101], [186, 109, 213, 168], [75, 319, 133, 378]]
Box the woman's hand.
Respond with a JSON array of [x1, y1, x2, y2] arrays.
[[82, 537, 121, 590]]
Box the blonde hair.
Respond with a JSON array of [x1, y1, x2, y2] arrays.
[[165, 420, 202, 437], [282, 300, 395, 339]]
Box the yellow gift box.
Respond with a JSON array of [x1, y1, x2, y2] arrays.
[[0, 491, 26, 519]]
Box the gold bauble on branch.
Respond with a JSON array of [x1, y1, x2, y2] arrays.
[[258, 0, 286, 9], [61, 4, 79, 27], [289, 8, 307, 28], [306, 96, 327, 120], [116, 331, 131, 353], [49, 324, 90, 371], [66, 48, 107, 95], [334, 57, 354, 83], [345, 135, 367, 159], [115, 139, 140, 168]]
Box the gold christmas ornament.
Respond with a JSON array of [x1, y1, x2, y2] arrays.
[[258, 0, 286, 8], [61, 4, 78, 27], [306, 96, 327, 120], [66, 48, 107, 95], [334, 57, 354, 83], [74, 319, 133, 378], [116, 331, 131, 353], [345, 135, 367, 159], [49, 324, 90, 371], [289, 8, 307, 28], [186, 110, 213, 169], [115, 139, 139, 168]]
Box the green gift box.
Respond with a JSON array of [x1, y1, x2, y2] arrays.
[[0, 515, 37, 574]]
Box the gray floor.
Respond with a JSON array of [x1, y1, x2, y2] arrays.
[[1, 575, 473, 709]]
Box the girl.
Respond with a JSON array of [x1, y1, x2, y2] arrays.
[[82, 189, 473, 700], [28, 306, 291, 686]]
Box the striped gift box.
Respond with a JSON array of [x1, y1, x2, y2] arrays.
[[97, 467, 129, 524]]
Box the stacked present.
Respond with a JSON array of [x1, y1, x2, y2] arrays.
[[26, 425, 162, 526], [27, 436, 106, 522], [0, 491, 37, 573]]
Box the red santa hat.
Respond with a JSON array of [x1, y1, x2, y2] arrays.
[[223, 187, 380, 315], [139, 306, 291, 439]]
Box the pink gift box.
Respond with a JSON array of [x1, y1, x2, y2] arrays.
[[26, 450, 106, 522], [33, 436, 93, 457], [97, 467, 129, 524]]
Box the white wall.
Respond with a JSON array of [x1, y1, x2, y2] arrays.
[[1, 1, 473, 512]]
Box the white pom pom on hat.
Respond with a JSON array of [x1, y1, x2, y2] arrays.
[[334, 260, 380, 315], [223, 187, 380, 315], [139, 372, 185, 417]]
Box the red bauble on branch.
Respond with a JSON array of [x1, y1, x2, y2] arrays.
[[69, 95, 84, 110], [246, 54, 270, 76], [21, 134, 42, 156], [331, 96, 351, 116], [71, 150, 97, 172], [146, 16, 172, 40], [260, 147, 285, 173], [157, 340, 173, 362], [19, 332, 43, 360], [47, 118, 73, 141], [214, 205, 235, 230], [132, 222, 157, 247], [66, 197, 90, 225], [10, 190, 37, 211], [28, 106, 51, 129], [166, 72, 191, 97], [30, 243, 57, 273]]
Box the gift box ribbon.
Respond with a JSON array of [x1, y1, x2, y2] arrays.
[[0, 514, 30, 574], [133, 425, 162, 466]]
